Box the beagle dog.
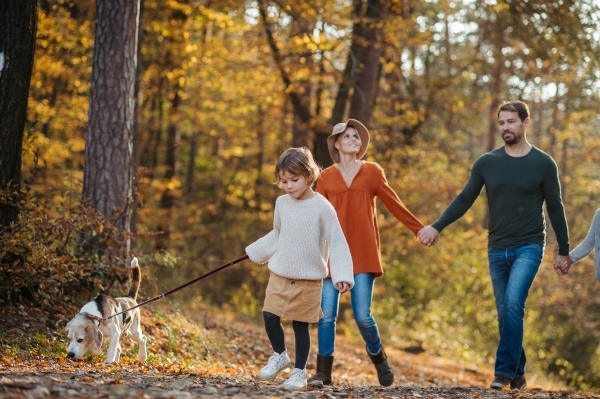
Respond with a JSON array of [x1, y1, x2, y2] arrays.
[[65, 258, 147, 363]]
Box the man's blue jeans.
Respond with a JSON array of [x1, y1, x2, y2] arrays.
[[317, 273, 382, 355], [488, 244, 544, 378]]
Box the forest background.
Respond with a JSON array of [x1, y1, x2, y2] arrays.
[[3, 0, 600, 391]]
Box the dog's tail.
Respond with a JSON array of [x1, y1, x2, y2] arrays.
[[127, 257, 141, 300]]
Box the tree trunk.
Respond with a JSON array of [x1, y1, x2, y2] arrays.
[[82, 0, 140, 255], [290, 15, 313, 148], [256, 106, 266, 201], [0, 0, 39, 228], [185, 130, 199, 202], [160, 91, 182, 210], [312, 0, 367, 167], [348, 0, 388, 127], [486, 19, 504, 153], [330, 0, 366, 126], [131, 0, 145, 234], [155, 90, 181, 250]]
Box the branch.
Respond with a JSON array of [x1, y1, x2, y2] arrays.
[[258, 0, 313, 124]]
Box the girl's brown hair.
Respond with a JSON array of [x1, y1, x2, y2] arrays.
[[274, 147, 321, 187]]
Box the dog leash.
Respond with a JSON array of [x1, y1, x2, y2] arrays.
[[84, 254, 249, 322]]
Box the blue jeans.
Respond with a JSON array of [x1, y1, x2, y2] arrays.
[[488, 244, 544, 378], [317, 273, 382, 355]]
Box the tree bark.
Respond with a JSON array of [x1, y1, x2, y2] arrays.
[[0, 0, 39, 228], [348, 0, 389, 127], [131, 0, 145, 234], [82, 0, 140, 252], [185, 130, 199, 202], [486, 19, 504, 152], [290, 14, 313, 148], [160, 91, 182, 210], [330, 0, 366, 126]]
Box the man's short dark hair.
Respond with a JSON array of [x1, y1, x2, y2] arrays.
[[498, 101, 530, 122]]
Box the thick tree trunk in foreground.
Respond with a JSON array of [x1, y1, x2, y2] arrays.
[[0, 0, 39, 228], [82, 0, 139, 252]]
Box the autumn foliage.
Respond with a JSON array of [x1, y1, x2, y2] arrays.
[[1, 0, 600, 391]]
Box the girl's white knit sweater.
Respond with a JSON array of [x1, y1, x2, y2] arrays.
[[246, 193, 355, 289]]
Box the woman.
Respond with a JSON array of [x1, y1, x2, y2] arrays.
[[560, 209, 599, 277], [309, 119, 425, 387]]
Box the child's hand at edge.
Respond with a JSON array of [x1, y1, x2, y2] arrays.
[[337, 282, 350, 294]]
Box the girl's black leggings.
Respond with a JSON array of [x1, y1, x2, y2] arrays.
[[263, 311, 310, 370]]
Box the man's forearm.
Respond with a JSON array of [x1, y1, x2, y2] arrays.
[[547, 207, 570, 255]]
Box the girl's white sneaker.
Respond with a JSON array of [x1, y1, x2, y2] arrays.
[[282, 368, 307, 391], [258, 350, 291, 381]]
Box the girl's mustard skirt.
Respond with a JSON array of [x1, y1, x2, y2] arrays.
[[263, 273, 324, 323]]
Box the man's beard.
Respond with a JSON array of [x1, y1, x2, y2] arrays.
[[502, 131, 519, 145]]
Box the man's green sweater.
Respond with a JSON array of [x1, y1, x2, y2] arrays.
[[431, 146, 570, 255]]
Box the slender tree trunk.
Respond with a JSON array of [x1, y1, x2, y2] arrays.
[[160, 91, 182, 210], [330, 0, 366, 126], [82, 0, 140, 256], [131, 0, 145, 234], [185, 130, 199, 202], [41, 85, 58, 138], [486, 19, 504, 152], [311, 0, 367, 167], [483, 19, 504, 229], [561, 136, 568, 202], [0, 0, 39, 228], [348, 0, 388, 127], [255, 106, 266, 205], [290, 15, 313, 148]]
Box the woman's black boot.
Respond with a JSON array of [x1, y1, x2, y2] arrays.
[[307, 354, 334, 385], [367, 345, 394, 386]]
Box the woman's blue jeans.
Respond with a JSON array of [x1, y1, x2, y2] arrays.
[[317, 273, 382, 355], [488, 244, 544, 378]]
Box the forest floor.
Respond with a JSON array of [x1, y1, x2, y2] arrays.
[[0, 301, 598, 399]]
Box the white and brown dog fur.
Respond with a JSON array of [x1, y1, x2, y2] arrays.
[[65, 258, 147, 363]]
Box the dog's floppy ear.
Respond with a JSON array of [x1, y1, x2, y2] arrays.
[[64, 319, 72, 336], [86, 325, 103, 350]]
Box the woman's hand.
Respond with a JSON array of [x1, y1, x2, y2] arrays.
[[337, 282, 350, 293], [418, 226, 440, 247]]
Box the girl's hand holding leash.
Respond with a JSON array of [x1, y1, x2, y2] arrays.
[[337, 282, 350, 293]]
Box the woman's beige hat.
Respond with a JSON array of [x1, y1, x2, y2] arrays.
[[327, 118, 370, 163]]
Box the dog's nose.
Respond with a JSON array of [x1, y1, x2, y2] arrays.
[[67, 352, 75, 358]]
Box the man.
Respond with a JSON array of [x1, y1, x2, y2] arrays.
[[418, 101, 571, 390]]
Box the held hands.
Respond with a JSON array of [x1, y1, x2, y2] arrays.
[[418, 226, 440, 247], [553, 254, 572, 275], [337, 282, 350, 294]]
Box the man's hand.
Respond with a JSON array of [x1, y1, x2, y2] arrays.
[[337, 282, 350, 294], [418, 226, 440, 247], [554, 255, 572, 275]]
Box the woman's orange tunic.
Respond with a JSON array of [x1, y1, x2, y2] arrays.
[[316, 162, 424, 277]]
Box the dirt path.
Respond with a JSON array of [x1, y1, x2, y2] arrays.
[[1, 306, 595, 398], [0, 370, 589, 399]]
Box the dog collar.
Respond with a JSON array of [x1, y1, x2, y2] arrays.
[[82, 312, 103, 326]]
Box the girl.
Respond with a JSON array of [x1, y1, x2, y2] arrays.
[[245, 147, 354, 391]]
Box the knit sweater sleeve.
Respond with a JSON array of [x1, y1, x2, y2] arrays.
[[322, 203, 355, 289], [376, 168, 424, 236], [570, 209, 599, 264], [245, 200, 281, 264]]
